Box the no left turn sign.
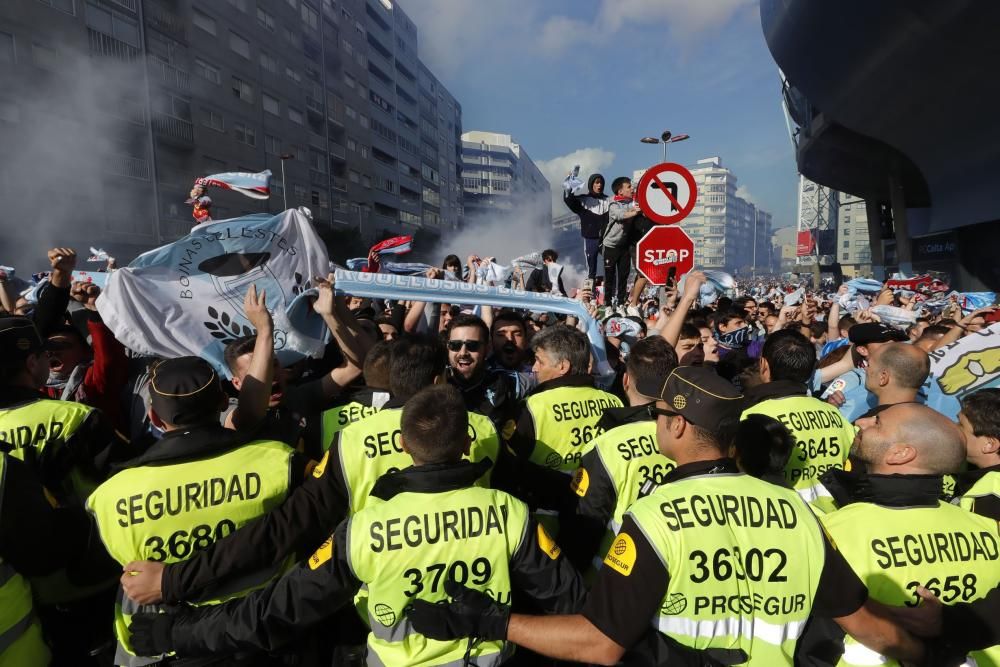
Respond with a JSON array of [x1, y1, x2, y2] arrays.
[[635, 162, 697, 225]]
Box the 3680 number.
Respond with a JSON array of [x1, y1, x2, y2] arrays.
[[144, 519, 237, 562]]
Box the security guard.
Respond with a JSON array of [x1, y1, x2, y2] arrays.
[[0, 316, 122, 504], [127, 385, 585, 666], [809, 403, 1000, 666], [87, 357, 306, 666], [504, 326, 621, 475], [320, 340, 392, 450], [560, 336, 678, 573], [820, 323, 908, 423], [741, 330, 855, 510], [408, 367, 926, 666], [953, 389, 1000, 519], [119, 335, 498, 612]]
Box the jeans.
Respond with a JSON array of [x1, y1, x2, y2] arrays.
[[603, 245, 632, 306], [583, 237, 601, 279]]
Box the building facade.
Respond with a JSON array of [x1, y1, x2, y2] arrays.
[[461, 130, 550, 228], [639, 157, 773, 273], [0, 0, 462, 263], [837, 192, 872, 277]]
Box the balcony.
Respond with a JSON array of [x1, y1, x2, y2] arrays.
[[149, 57, 190, 92], [88, 29, 138, 63], [329, 142, 347, 161], [332, 179, 348, 194], [105, 0, 137, 12], [105, 154, 149, 180], [309, 169, 328, 187], [152, 113, 194, 148], [306, 95, 324, 120], [146, 5, 187, 42]]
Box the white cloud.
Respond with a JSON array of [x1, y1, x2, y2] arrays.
[[536, 147, 616, 216], [735, 184, 756, 204], [404, 0, 757, 78]]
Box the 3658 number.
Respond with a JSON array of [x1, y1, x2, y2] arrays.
[[904, 574, 977, 607], [144, 519, 237, 562], [403, 558, 492, 597]]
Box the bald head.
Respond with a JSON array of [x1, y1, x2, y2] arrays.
[[870, 343, 930, 390], [854, 404, 965, 475]]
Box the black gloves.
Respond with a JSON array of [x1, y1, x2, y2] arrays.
[[407, 580, 511, 642], [128, 612, 176, 656]]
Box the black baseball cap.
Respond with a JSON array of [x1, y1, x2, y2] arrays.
[[149, 357, 225, 426], [849, 322, 908, 346], [0, 316, 46, 367], [635, 366, 743, 433]]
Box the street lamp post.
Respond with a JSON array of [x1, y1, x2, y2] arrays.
[[752, 208, 758, 280], [279, 153, 295, 210], [640, 131, 690, 162]]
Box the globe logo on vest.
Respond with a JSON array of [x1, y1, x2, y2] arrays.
[[374, 603, 396, 627], [660, 593, 688, 616], [613, 539, 629, 556], [545, 452, 563, 469]]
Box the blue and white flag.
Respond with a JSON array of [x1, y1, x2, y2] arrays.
[[923, 321, 1000, 420], [96, 210, 329, 377], [333, 270, 615, 388]]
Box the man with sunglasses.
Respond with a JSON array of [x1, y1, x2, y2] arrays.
[[409, 367, 925, 666], [445, 314, 525, 430]]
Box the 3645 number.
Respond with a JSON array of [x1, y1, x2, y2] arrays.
[[795, 436, 841, 462]]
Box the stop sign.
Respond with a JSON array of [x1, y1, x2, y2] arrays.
[[636, 226, 694, 286]]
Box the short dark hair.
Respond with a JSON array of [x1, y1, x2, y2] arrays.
[[960, 389, 1000, 439], [531, 326, 590, 375], [876, 343, 929, 389], [363, 340, 393, 390], [808, 321, 826, 339], [389, 334, 447, 399], [838, 315, 857, 332], [446, 313, 489, 343], [625, 337, 678, 394], [491, 309, 527, 336], [542, 249, 558, 262], [762, 329, 816, 384], [401, 384, 468, 464], [611, 176, 631, 194], [679, 323, 701, 341], [223, 335, 257, 374], [734, 414, 794, 481], [758, 302, 776, 316], [734, 296, 756, 309]]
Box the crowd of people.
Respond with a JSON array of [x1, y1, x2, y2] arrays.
[[1, 236, 1000, 667]]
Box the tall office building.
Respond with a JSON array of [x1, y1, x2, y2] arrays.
[[634, 158, 772, 273], [460, 130, 551, 228], [837, 193, 873, 277], [0, 0, 462, 260]]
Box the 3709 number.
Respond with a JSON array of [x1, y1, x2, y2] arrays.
[[144, 519, 237, 562], [403, 558, 492, 597]]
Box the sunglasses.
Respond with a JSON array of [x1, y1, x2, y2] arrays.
[[447, 339, 482, 352], [646, 405, 681, 420]]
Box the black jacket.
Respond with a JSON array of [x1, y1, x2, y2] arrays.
[[170, 460, 586, 657], [563, 174, 609, 239]]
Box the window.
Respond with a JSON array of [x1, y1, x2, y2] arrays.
[[359, 114, 369, 129], [229, 31, 250, 59], [361, 174, 371, 188], [285, 66, 301, 83], [257, 7, 275, 30], [843, 227, 850, 236], [234, 122, 256, 147], [301, 3, 319, 29], [345, 105, 357, 120], [192, 9, 216, 35], [349, 170, 360, 184], [286, 0, 298, 8], [843, 240, 850, 249], [265, 134, 281, 155], [294, 184, 307, 203], [259, 52, 277, 73], [346, 138, 357, 151], [344, 73, 355, 89], [86, 3, 139, 45], [288, 107, 303, 125], [360, 145, 369, 158], [32, 43, 58, 69], [843, 253, 850, 261], [0, 32, 13, 64], [356, 20, 365, 36], [231, 76, 254, 103], [262, 93, 280, 115], [341, 38, 353, 56], [36, 0, 75, 14], [201, 108, 224, 132], [194, 58, 221, 84], [227, 0, 247, 11]]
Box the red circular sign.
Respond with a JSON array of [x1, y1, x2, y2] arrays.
[[636, 226, 694, 286], [635, 162, 698, 225]]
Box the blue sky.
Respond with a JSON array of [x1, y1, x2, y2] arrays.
[[403, 0, 798, 233]]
